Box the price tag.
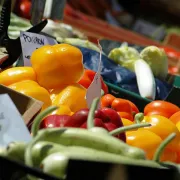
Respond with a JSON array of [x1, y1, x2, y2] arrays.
[[0, 94, 31, 147], [20, 31, 57, 66], [85, 42, 102, 108]]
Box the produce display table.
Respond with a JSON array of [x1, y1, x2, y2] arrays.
[[0, 1, 180, 180]]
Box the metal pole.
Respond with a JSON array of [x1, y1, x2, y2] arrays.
[[30, 0, 46, 26]]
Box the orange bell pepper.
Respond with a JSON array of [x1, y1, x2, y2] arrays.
[[169, 111, 180, 124], [144, 100, 179, 118], [30, 44, 84, 89], [78, 69, 108, 94], [136, 114, 180, 151], [160, 149, 177, 163], [0, 67, 36, 86], [176, 151, 180, 163], [8, 80, 51, 110]]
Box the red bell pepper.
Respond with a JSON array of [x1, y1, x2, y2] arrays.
[[41, 115, 71, 129], [41, 107, 126, 142], [78, 69, 109, 94]]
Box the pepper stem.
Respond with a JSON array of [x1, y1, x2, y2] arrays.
[[109, 123, 151, 136], [134, 113, 144, 124], [31, 106, 58, 137], [153, 133, 176, 162], [87, 97, 100, 129]]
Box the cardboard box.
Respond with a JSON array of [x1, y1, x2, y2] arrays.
[[0, 85, 43, 125]]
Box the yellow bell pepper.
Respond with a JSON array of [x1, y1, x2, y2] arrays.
[[51, 83, 87, 112], [50, 105, 73, 116], [121, 118, 134, 126], [30, 44, 84, 89], [8, 80, 51, 110], [0, 67, 36, 86]]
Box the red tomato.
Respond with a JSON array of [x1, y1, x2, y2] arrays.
[[144, 100, 179, 118], [168, 66, 179, 75], [20, 0, 31, 19]]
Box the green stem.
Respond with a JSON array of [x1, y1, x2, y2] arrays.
[[153, 133, 176, 162], [31, 106, 58, 137], [87, 97, 100, 130], [109, 123, 151, 136], [134, 113, 144, 124]]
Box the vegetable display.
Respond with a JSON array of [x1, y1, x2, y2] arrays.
[[1, 98, 180, 179], [0, 17, 179, 179]]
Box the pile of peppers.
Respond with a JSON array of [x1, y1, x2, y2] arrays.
[[0, 44, 107, 114], [0, 98, 179, 179], [101, 94, 180, 163], [40, 92, 180, 163]]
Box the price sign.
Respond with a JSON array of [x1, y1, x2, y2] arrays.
[[20, 31, 57, 66], [85, 41, 102, 108], [0, 94, 31, 147]]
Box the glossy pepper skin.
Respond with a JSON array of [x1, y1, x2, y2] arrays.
[[42, 107, 126, 142], [144, 100, 179, 118], [0, 67, 36, 86], [101, 94, 138, 121], [126, 129, 177, 162], [50, 105, 73, 116], [101, 94, 139, 120], [66, 107, 126, 141], [8, 80, 51, 110], [30, 44, 84, 89], [169, 111, 180, 124], [126, 129, 162, 160], [51, 83, 87, 113], [41, 115, 71, 129], [78, 69, 108, 94], [141, 115, 180, 151]]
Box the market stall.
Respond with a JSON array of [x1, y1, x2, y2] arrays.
[[0, 0, 180, 179]]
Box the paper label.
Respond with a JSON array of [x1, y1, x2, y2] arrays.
[[86, 42, 102, 108], [20, 31, 57, 66], [0, 94, 31, 147]]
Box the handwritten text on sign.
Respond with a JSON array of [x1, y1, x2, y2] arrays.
[[20, 31, 57, 66]]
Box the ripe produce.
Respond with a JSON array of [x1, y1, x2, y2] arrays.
[[144, 100, 180, 118], [78, 69, 108, 94], [8, 80, 52, 110], [0, 67, 36, 86], [30, 44, 84, 89], [101, 94, 139, 121]]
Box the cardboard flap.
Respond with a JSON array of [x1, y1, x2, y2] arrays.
[[0, 85, 43, 124]]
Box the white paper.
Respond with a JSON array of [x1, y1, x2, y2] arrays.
[[20, 31, 57, 66], [0, 94, 31, 147], [86, 42, 102, 108]]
